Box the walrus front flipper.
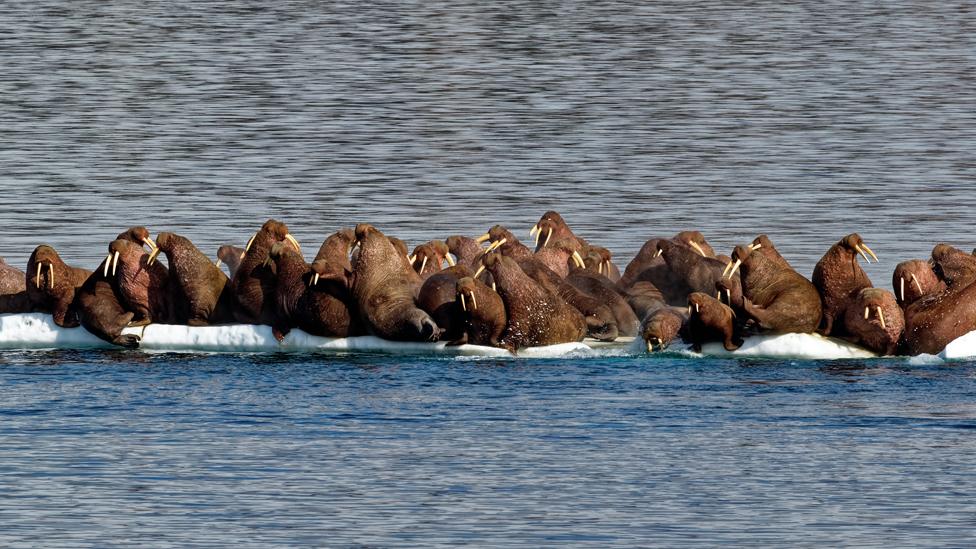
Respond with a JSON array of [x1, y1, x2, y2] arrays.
[[111, 334, 141, 349]]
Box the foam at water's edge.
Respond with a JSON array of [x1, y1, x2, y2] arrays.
[[2, 313, 976, 360]]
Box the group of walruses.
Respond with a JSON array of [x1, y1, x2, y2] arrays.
[[0, 212, 973, 356]]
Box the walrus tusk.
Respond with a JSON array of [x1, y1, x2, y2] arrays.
[[534, 229, 542, 247], [725, 259, 742, 279], [35, 263, 42, 287], [103, 254, 112, 278], [486, 238, 507, 253], [695, 303, 700, 313], [143, 237, 157, 252], [147, 247, 162, 266], [603, 260, 611, 275], [111, 251, 120, 277], [543, 227, 553, 248], [689, 242, 706, 257], [911, 274, 923, 295], [474, 264, 486, 279], [309, 272, 320, 287], [854, 244, 871, 264], [646, 340, 653, 353], [470, 291, 477, 310], [492, 282, 496, 292], [861, 243, 878, 262], [687, 305, 693, 315], [460, 293, 467, 311], [722, 260, 733, 278], [529, 224, 539, 237], [215, 258, 222, 268], [572, 251, 585, 268], [48, 263, 55, 289], [749, 243, 762, 250], [654, 248, 663, 258], [876, 306, 886, 329], [725, 288, 731, 304], [244, 234, 256, 254], [408, 254, 416, 265], [419, 256, 429, 273], [899, 277, 905, 302], [716, 291, 722, 301], [864, 306, 870, 320], [475, 233, 491, 244], [285, 234, 302, 254], [445, 254, 456, 267]]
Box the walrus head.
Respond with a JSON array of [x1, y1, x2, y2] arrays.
[[715, 277, 743, 308], [243, 219, 300, 259], [445, 235, 481, 267], [583, 245, 615, 276], [839, 233, 878, 263], [750, 234, 774, 251], [410, 240, 454, 275], [456, 277, 479, 313], [105, 239, 142, 278], [892, 259, 941, 306], [642, 308, 684, 352], [855, 288, 898, 331], [146, 232, 177, 266], [674, 231, 715, 258], [116, 226, 157, 254], [28, 245, 63, 289], [929, 243, 976, 289], [687, 292, 707, 316], [723, 244, 754, 279]]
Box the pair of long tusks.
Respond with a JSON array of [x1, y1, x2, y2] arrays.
[[864, 306, 887, 329], [143, 237, 157, 253], [103, 251, 120, 277], [689, 241, 706, 257], [475, 233, 491, 244], [603, 260, 611, 275], [460, 291, 478, 311], [486, 238, 507, 253], [309, 272, 320, 287], [35, 263, 55, 289], [854, 243, 879, 263], [571, 251, 585, 268], [722, 259, 742, 279], [147, 247, 162, 266], [409, 254, 417, 265], [687, 303, 701, 315], [748, 243, 762, 251], [716, 289, 731, 304]]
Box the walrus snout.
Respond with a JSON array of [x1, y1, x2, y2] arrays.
[[354, 223, 374, 241], [841, 233, 878, 263]]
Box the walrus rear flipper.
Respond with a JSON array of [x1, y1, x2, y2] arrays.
[[111, 334, 141, 349]]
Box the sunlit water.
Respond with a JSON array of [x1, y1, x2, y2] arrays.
[[1, 0, 975, 545]]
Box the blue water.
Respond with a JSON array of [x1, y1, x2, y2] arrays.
[[1, 350, 975, 546], [3, 0, 976, 545]]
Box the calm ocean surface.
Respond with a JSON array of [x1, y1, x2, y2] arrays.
[[2, 0, 976, 546]]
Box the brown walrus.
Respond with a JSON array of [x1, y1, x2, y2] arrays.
[[445, 235, 485, 269], [351, 224, 441, 342], [843, 288, 904, 356], [0, 257, 29, 313], [641, 306, 689, 352], [306, 258, 362, 338], [903, 281, 976, 356], [531, 211, 587, 252], [619, 238, 668, 289], [216, 245, 246, 278], [749, 234, 792, 270], [812, 233, 877, 336], [533, 238, 585, 279], [231, 219, 302, 325], [482, 252, 586, 351], [930, 243, 976, 291], [72, 272, 140, 348], [151, 232, 235, 326], [657, 239, 742, 302], [515, 257, 618, 342], [480, 225, 533, 261], [625, 281, 667, 321], [725, 244, 821, 334], [411, 240, 454, 279], [673, 231, 716, 258], [106, 239, 176, 326], [892, 260, 944, 308], [417, 265, 473, 343], [567, 268, 640, 337], [26, 245, 92, 327], [455, 276, 507, 347], [313, 228, 356, 265], [686, 292, 741, 352], [582, 246, 621, 282]]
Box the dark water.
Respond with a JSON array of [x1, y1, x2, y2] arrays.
[[0, 350, 974, 547], [2, 0, 976, 545]]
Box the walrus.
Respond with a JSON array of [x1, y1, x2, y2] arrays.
[[231, 219, 302, 325], [482, 252, 586, 350], [531, 211, 587, 252], [625, 281, 667, 321], [351, 224, 441, 341], [417, 265, 473, 343], [686, 292, 741, 352], [903, 281, 976, 356], [749, 234, 792, 270], [657, 239, 741, 301], [72, 271, 140, 348], [26, 245, 92, 327], [533, 238, 585, 278], [0, 257, 29, 313], [445, 235, 485, 269], [479, 225, 533, 261], [724, 244, 821, 334], [930, 243, 976, 290], [150, 232, 235, 326], [455, 276, 507, 347], [567, 268, 640, 337], [892, 260, 944, 307], [618, 238, 674, 292], [411, 240, 454, 279], [216, 245, 246, 278], [515, 257, 618, 342], [812, 233, 877, 336], [313, 228, 356, 265], [641, 306, 689, 352], [673, 231, 716, 258], [843, 288, 904, 356], [106, 238, 175, 326], [582, 245, 621, 282]]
